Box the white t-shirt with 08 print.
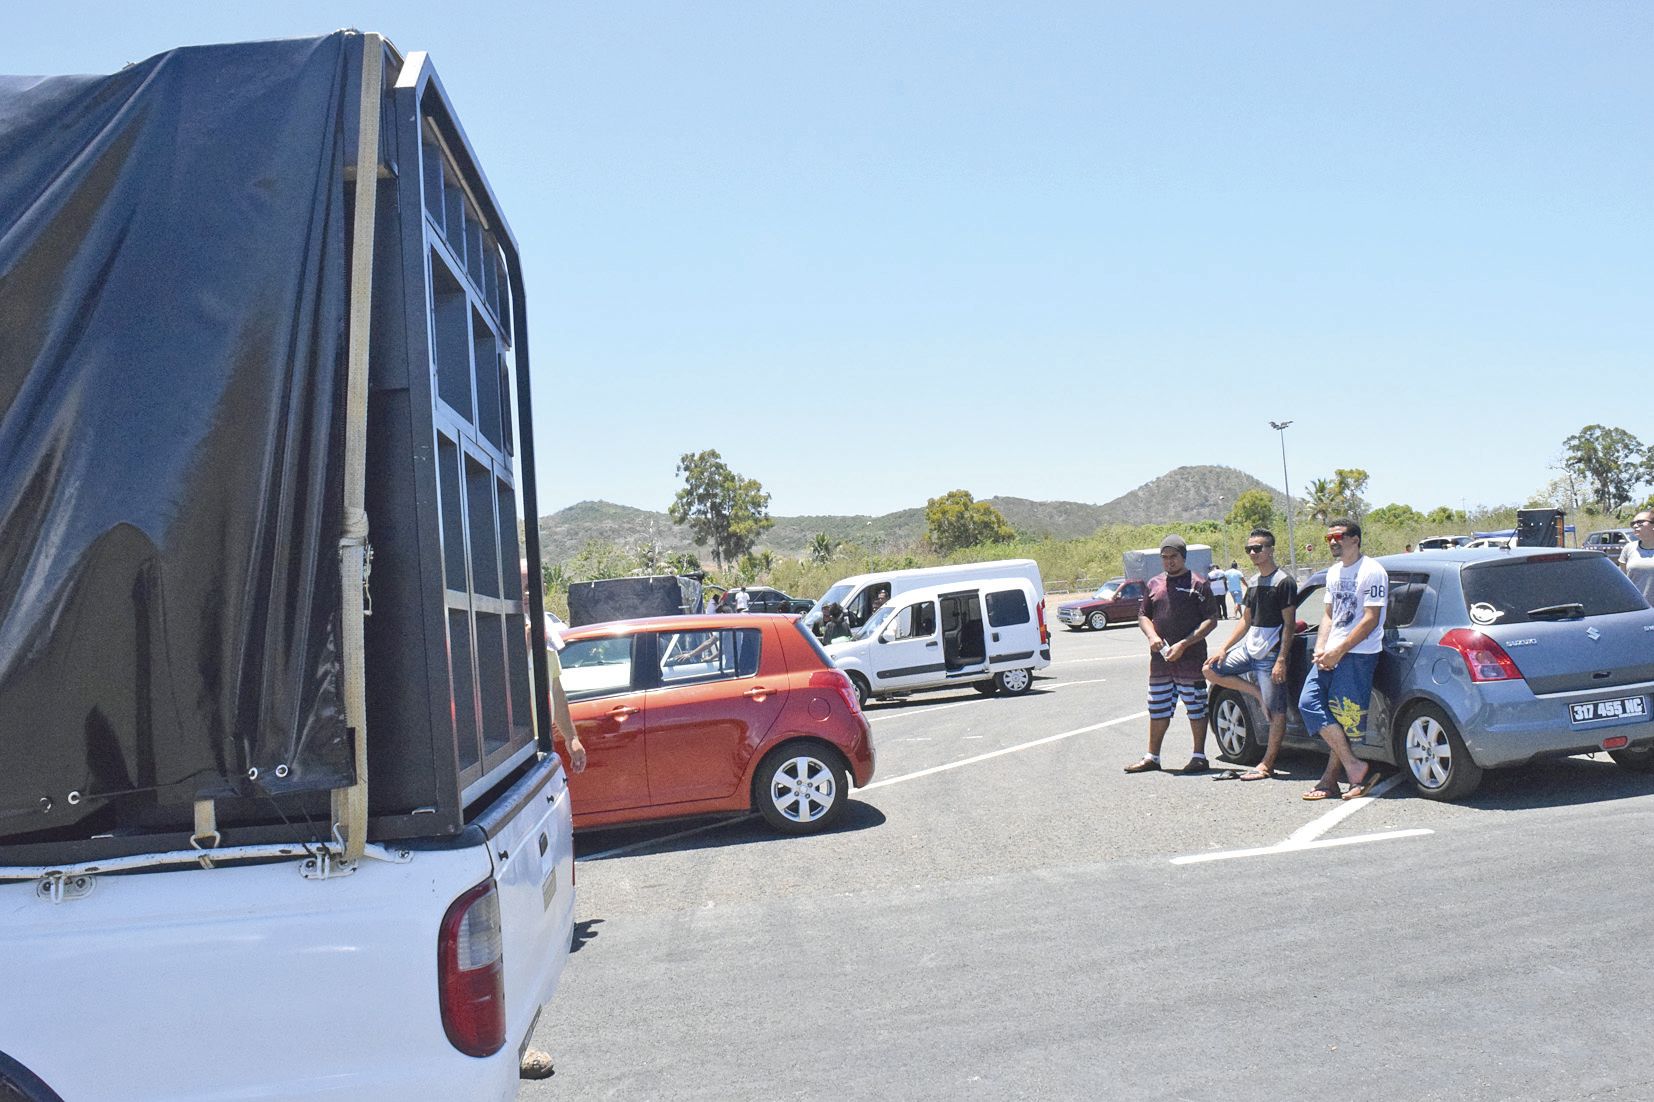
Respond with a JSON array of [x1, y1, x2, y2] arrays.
[[1323, 555, 1388, 655]]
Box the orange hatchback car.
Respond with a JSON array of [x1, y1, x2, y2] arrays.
[[553, 614, 875, 834]]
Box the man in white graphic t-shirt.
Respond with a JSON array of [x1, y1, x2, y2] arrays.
[[1298, 519, 1387, 801]]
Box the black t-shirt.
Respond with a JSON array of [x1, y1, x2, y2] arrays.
[[1245, 569, 1299, 628], [1237, 569, 1299, 658]]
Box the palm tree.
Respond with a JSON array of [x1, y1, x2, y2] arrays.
[[1305, 478, 1341, 526], [809, 532, 837, 565]]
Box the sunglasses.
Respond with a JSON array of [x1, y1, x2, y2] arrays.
[[1325, 532, 1348, 543], [1635, 519, 1654, 527], [1245, 545, 1270, 553]]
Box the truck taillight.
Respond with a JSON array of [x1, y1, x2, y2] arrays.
[[1439, 628, 1522, 682], [438, 878, 506, 1057]]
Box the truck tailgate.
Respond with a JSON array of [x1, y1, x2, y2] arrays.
[[476, 753, 578, 1054]]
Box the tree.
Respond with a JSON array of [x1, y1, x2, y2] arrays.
[[1304, 478, 1341, 526], [1305, 469, 1370, 525], [924, 490, 1015, 554], [1366, 502, 1425, 527], [665, 551, 702, 575], [808, 532, 838, 565], [735, 548, 776, 584], [1226, 489, 1276, 531], [567, 539, 638, 581], [1562, 425, 1650, 513], [1426, 506, 1465, 526], [667, 449, 774, 569]]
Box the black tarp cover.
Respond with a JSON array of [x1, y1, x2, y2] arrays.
[[0, 35, 358, 839]]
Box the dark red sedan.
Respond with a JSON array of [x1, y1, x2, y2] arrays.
[[553, 614, 874, 834], [1056, 577, 1146, 630]]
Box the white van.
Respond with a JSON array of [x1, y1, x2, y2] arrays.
[[807, 558, 1046, 632], [825, 576, 1050, 706]]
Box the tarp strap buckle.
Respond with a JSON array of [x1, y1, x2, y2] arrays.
[[190, 799, 221, 869]]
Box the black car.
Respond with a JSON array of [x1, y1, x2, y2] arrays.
[[722, 586, 814, 614]]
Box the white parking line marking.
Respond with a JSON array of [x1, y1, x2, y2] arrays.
[[579, 814, 758, 863], [1170, 828, 1433, 865], [869, 699, 977, 723], [1053, 655, 1145, 665], [860, 711, 1149, 792], [1288, 774, 1404, 844]]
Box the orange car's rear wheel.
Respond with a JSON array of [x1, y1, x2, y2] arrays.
[[754, 743, 849, 834]]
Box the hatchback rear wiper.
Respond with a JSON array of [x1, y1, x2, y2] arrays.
[[1526, 602, 1585, 620]]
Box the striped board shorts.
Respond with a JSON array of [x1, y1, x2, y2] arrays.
[[1147, 675, 1208, 721]]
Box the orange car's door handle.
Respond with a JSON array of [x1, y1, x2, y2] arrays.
[[743, 687, 770, 699], [609, 705, 640, 718]]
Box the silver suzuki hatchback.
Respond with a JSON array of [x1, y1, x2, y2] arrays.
[[1207, 547, 1654, 800]]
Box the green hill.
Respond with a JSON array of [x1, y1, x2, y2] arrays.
[[536, 466, 1283, 564]]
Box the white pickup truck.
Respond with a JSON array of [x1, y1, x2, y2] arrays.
[[0, 33, 574, 1100]]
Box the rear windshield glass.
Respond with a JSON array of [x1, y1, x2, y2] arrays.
[[792, 620, 835, 669], [986, 588, 1031, 627], [1460, 556, 1646, 626]]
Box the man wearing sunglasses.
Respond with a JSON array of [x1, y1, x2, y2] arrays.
[[1125, 534, 1220, 774], [1299, 519, 1386, 800], [1619, 510, 1654, 607], [1203, 528, 1297, 780]]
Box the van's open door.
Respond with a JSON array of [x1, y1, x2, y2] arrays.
[[939, 590, 989, 677]]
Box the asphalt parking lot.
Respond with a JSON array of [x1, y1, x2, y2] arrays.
[[528, 618, 1654, 1100]]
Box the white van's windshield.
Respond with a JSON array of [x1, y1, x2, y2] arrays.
[[805, 583, 854, 627], [855, 605, 895, 640]]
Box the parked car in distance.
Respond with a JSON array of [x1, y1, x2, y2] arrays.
[[1206, 547, 1654, 800], [1583, 529, 1636, 558], [1057, 577, 1145, 630], [1417, 535, 1472, 551], [826, 576, 1051, 706], [723, 586, 814, 614], [553, 614, 873, 834], [1464, 535, 1516, 549]]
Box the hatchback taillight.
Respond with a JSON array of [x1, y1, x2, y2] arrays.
[[811, 669, 862, 714], [438, 878, 506, 1057], [1439, 628, 1523, 682]]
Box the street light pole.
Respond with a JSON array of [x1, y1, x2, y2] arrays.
[[1270, 420, 1296, 575]]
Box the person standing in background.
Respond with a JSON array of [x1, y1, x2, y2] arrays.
[[1224, 560, 1246, 617], [1207, 564, 1228, 620], [1621, 510, 1654, 606]]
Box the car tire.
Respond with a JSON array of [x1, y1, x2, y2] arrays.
[[1609, 744, 1654, 773], [1087, 611, 1108, 631], [753, 742, 849, 834], [994, 668, 1033, 695], [973, 680, 998, 695], [1210, 690, 1266, 766], [845, 672, 870, 710], [1398, 702, 1483, 801]]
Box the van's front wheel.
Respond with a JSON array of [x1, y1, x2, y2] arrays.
[[995, 668, 1033, 695], [846, 672, 870, 710]]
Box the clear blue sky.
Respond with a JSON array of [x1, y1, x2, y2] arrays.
[[11, 3, 1651, 519]]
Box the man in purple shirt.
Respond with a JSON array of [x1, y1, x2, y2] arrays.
[[1125, 534, 1221, 774]]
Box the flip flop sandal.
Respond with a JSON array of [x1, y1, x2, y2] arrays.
[[1342, 773, 1385, 800], [1212, 770, 1243, 781], [1238, 770, 1272, 781], [1301, 788, 1338, 801]]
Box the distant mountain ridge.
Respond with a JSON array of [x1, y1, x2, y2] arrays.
[[537, 465, 1282, 564]]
